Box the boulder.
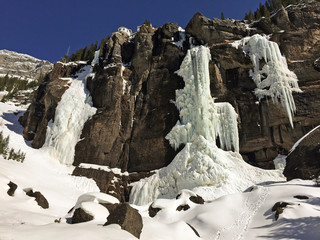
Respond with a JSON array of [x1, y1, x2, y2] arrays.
[[176, 204, 190, 211], [271, 201, 290, 220], [284, 127, 320, 180], [72, 207, 94, 224], [25, 189, 49, 209], [148, 203, 162, 217], [189, 195, 205, 205], [7, 181, 17, 196], [104, 203, 143, 239]]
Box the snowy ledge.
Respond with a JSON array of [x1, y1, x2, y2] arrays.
[[79, 163, 129, 176]]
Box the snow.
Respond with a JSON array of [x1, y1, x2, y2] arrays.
[[273, 154, 287, 171], [42, 51, 99, 165], [0, 83, 319, 240], [79, 163, 129, 176], [173, 27, 186, 49], [121, 64, 128, 95], [231, 34, 302, 128], [130, 46, 283, 206]]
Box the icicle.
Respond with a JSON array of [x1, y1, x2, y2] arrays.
[[43, 51, 99, 165], [233, 34, 302, 128]]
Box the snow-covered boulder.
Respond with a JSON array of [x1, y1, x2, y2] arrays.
[[104, 203, 143, 239]]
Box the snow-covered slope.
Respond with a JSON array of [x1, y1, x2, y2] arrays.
[[0, 49, 52, 81]]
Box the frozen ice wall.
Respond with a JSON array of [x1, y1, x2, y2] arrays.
[[42, 51, 99, 165], [130, 46, 283, 205], [165, 46, 239, 152], [233, 34, 301, 127]]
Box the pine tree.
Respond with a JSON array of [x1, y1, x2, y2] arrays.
[[221, 12, 225, 20], [248, 9, 255, 21], [255, 9, 262, 20], [144, 19, 152, 27]]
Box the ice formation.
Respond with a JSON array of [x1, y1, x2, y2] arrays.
[[165, 46, 239, 152], [42, 51, 99, 165], [130, 136, 284, 205], [130, 46, 284, 205], [232, 34, 302, 127]]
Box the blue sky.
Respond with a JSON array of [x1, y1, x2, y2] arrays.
[[0, 0, 265, 62]]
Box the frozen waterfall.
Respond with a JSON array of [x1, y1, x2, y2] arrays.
[[232, 34, 302, 127], [129, 46, 283, 205], [165, 46, 239, 152], [42, 51, 99, 165]]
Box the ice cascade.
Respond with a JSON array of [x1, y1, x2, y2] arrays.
[[130, 46, 284, 205], [42, 51, 99, 165], [165, 46, 239, 152], [232, 34, 301, 127]]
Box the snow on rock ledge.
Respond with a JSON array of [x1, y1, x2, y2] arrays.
[[232, 34, 302, 127]]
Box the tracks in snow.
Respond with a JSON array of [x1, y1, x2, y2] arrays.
[[213, 186, 269, 240]]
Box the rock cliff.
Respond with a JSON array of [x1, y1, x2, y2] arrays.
[[20, 1, 320, 200]]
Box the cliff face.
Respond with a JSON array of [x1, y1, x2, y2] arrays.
[[0, 49, 52, 80], [20, 1, 320, 200]]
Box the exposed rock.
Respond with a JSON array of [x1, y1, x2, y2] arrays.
[[176, 204, 190, 211], [0, 49, 52, 80], [284, 127, 320, 181], [7, 181, 17, 196], [185, 12, 247, 45], [25, 189, 49, 209], [294, 195, 309, 200], [19, 62, 83, 147], [74, 23, 184, 174], [189, 195, 205, 205], [72, 167, 129, 202], [148, 203, 162, 217], [71, 207, 94, 224], [272, 201, 290, 220], [104, 203, 143, 239], [271, 5, 292, 31]]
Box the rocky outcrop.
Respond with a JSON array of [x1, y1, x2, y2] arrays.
[[104, 203, 143, 239], [71, 207, 94, 224], [19, 62, 84, 147], [74, 23, 184, 173], [0, 49, 52, 80], [7, 181, 17, 196], [25, 189, 49, 209], [185, 12, 247, 45], [284, 127, 320, 180], [72, 166, 130, 202]]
